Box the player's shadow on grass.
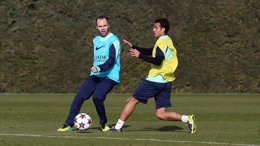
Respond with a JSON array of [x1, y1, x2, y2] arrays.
[[143, 125, 183, 132], [89, 125, 131, 130], [76, 130, 93, 133]]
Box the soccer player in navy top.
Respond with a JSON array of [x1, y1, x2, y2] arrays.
[[109, 18, 196, 134], [58, 16, 120, 132]]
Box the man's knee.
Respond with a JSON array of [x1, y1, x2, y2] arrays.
[[92, 95, 105, 104], [156, 108, 166, 120], [127, 97, 139, 105]]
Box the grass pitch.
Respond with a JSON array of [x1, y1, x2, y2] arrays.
[[0, 93, 259, 146]]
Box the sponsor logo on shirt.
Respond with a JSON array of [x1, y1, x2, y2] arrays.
[[94, 55, 108, 61], [95, 45, 105, 50]]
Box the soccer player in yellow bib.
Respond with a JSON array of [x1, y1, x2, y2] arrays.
[[109, 18, 196, 134]]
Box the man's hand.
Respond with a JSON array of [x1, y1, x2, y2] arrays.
[[123, 39, 140, 58], [90, 66, 98, 73], [123, 39, 133, 48], [129, 48, 140, 58]]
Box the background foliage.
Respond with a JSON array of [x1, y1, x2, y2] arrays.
[[0, 0, 259, 93]]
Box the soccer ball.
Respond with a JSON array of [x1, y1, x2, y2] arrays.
[[74, 113, 92, 130]]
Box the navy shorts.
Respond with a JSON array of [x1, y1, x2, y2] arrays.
[[133, 80, 172, 109]]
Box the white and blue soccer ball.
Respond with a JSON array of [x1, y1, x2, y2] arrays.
[[74, 113, 92, 130]]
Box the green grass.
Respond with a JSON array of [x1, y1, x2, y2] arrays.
[[0, 93, 259, 146]]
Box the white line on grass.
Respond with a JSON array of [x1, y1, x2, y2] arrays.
[[0, 133, 259, 146]]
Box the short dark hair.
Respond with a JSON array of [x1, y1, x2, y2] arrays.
[[154, 18, 170, 34], [96, 15, 109, 24]]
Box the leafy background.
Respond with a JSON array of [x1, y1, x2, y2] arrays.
[[0, 0, 259, 93]]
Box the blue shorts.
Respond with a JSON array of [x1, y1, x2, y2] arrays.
[[77, 75, 117, 101], [133, 80, 172, 109]]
